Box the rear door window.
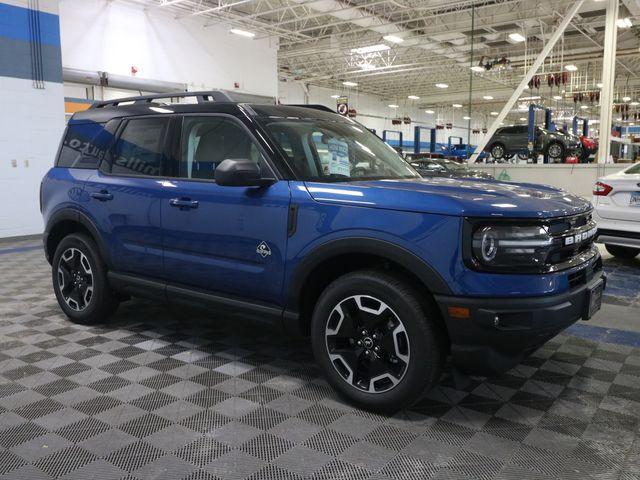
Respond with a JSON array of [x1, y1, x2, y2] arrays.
[[110, 118, 169, 177]]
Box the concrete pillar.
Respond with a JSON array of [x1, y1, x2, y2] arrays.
[[0, 0, 65, 237], [597, 0, 619, 164]]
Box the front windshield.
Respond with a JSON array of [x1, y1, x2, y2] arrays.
[[260, 118, 420, 182]]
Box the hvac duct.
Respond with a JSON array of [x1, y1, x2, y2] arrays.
[[62, 67, 188, 93]]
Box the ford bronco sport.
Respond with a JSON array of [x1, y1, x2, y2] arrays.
[[41, 91, 605, 411]]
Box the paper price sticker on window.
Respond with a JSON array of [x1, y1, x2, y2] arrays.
[[328, 138, 350, 177]]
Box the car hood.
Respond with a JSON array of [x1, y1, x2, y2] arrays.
[[304, 177, 591, 218]]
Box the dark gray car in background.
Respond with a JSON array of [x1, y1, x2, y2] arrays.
[[485, 125, 581, 162]]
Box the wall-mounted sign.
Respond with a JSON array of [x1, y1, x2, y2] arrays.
[[336, 96, 349, 116]]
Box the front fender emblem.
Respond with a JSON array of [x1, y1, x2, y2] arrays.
[[256, 241, 271, 258]]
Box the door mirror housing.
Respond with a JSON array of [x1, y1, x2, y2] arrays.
[[214, 159, 275, 187]]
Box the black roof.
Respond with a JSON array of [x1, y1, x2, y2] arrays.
[[69, 90, 342, 124]]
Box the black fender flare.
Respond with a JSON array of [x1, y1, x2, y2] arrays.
[[44, 208, 110, 267], [286, 237, 452, 314]]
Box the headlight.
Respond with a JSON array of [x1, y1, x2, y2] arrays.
[[469, 223, 553, 271], [465, 214, 599, 273]]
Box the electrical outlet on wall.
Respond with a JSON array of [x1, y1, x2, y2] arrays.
[[11, 159, 17, 168]]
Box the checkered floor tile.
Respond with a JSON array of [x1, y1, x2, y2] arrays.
[[0, 244, 638, 480]]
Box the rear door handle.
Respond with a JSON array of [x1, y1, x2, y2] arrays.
[[170, 198, 199, 210], [90, 190, 113, 201]]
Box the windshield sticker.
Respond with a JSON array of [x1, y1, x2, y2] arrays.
[[327, 138, 350, 177]]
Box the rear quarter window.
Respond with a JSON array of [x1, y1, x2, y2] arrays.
[[57, 121, 118, 168]]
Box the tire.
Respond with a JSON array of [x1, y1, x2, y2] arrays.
[[490, 143, 506, 160], [546, 141, 564, 160], [605, 244, 640, 260], [52, 233, 118, 324], [310, 270, 446, 412]]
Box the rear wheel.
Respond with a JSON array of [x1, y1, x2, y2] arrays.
[[52, 233, 118, 324], [546, 141, 564, 160], [311, 270, 445, 412], [605, 244, 640, 260]]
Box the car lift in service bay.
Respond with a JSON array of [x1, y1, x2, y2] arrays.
[[413, 125, 437, 155], [528, 103, 553, 163], [573, 115, 589, 136]]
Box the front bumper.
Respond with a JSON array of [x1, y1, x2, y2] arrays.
[[434, 266, 605, 376]]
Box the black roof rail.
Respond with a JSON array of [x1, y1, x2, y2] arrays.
[[287, 104, 336, 113], [89, 90, 236, 109]]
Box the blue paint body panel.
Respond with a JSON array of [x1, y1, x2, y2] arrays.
[[40, 105, 605, 376]]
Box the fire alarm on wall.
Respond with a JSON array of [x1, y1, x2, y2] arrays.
[[234, 82, 240, 89], [131, 66, 138, 76]]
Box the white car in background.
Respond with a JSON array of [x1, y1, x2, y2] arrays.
[[593, 162, 640, 259]]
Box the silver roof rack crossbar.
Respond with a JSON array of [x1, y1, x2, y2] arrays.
[[89, 90, 236, 109]]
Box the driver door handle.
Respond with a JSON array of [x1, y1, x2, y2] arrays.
[[170, 197, 199, 210]]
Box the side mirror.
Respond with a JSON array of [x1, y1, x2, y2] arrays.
[[214, 159, 275, 187]]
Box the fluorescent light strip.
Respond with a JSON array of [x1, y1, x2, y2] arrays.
[[230, 28, 255, 38]]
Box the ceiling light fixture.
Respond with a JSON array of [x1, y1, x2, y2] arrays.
[[631, 101, 639, 106], [388, 104, 399, 108], [490, 111, 499, 116], [483, 95, 494, 100], [463, 116, 471, 120], [435, 83, 449, 89], [383, 35, 404, 43], [470, 66, 484, 72], [508, 32, 526, 43], [580, 105, 588, 109], [553, 95, 563, 100], [565, 64, 578, 71], [230, 28, 255, 38], [617, 17, 633, 28], [350, 44, 390, 54], [623, 96, 631, 102], [452, 103, 462, 108], [425, 109, 435, 114], [358, 63, 376, 71], [330, 95, 340, 99], [342, 81, 358, 87], [408, 95, 420, 100], [519, 117, 527, 121], [597, 82, 603, 88]]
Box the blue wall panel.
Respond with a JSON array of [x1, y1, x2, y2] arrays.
[[0, 2, 62, 82]]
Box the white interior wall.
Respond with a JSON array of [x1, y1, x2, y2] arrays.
[[0, 0, 65, 239], [471, 164, 627, 199], [278, 80, 483, 147], [59, 0, 279, 97]]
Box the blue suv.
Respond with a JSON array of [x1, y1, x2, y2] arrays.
[[41, 92, 605, 411]]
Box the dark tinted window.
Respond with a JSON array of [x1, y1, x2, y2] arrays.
[[178, 116, 264, 180], [57, 121, 117, 168], [111, 118, 169, 177]]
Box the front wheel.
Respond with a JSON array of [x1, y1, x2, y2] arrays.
[[311, 270, 445, 412], [490, 143, 506, 160], [52, 233, 119, 324], [605, 244, 640, 260]]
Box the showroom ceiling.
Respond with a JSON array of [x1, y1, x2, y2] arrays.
[[141, 0, 638, 111]]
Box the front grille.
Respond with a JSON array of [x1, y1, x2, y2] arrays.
[[567, 254, 601, 289], [545, 211, 597, 271]]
